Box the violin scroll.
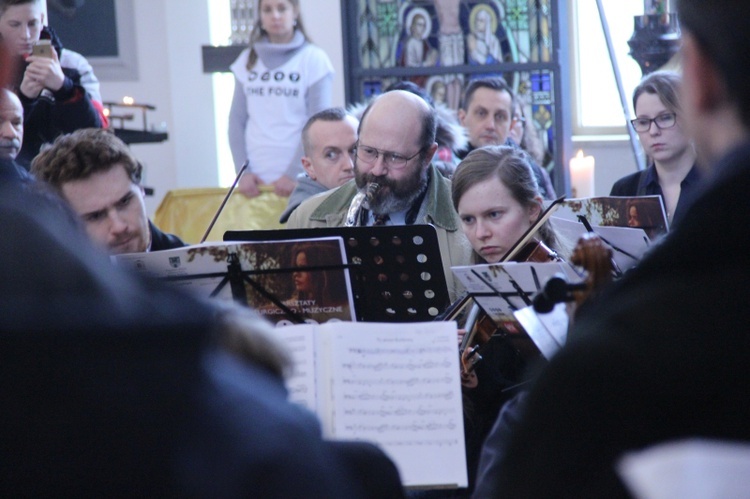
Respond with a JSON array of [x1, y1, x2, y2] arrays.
[[569, 233, 614, 307], [531, 233, 614, 313]]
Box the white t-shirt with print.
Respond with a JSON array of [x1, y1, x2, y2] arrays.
[[230, 45, 333, 183]]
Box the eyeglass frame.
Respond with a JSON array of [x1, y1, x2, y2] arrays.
[[630, 112, 677, 132], [353, 142, 427, 170]]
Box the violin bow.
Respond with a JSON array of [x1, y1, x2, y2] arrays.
[[500, 195, 566, 262], [200, 160, 248, 244]]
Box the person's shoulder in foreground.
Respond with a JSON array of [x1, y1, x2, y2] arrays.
[[487, 0, 750, 495], [0, 184, 401, 497]]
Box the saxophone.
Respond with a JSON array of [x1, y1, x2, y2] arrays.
[[344, 182, 380, 227]]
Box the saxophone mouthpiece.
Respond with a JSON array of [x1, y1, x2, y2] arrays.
[[344, 182, 381, 226], [364, 182, 380, 204]]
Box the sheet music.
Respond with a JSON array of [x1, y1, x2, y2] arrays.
[[617, 439, 750, 499], [514, 303, 568, 360], [112, 238, 356, 324], [452, 262, 581, 332], [113, 241, 236, 299], [273, 325, 317, 411], [319, 321, 467, 488], [551, 195, 668, 239]]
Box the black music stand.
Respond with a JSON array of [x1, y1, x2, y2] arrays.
[[224, 225, 451, 322]]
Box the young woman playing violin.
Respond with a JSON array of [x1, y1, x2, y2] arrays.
[[451, 144, 562, 378], [449, 144, 564, 493]]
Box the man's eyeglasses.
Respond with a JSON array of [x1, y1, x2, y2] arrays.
[[630, 113, 677, 132], [354, 144, 425, 169]]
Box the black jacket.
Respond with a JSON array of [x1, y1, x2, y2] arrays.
[[149, 220, 185, 252], [610, 163, 702, 228], [494, 142, 750, 497], [16, 26, 102, 169]]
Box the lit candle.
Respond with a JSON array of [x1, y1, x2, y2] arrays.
[[569, 150, 595, 198], [122, 96, 135, 105]]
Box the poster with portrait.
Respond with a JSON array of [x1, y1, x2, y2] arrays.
[[113, 237, 355, 325], [553, 195, 668, 240]]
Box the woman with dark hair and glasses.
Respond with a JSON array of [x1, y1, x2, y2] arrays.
[[610, 71, 701, 227]]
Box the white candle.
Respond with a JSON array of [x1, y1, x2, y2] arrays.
[[569, 150, 595, 198]]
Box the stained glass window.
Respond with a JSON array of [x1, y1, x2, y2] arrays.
[[344, 1, 570, 192]]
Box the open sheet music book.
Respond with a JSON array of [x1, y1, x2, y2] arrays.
[[112, 237, 355, 324], [273, 321, 468, 489], [452, 262, 582, 359]]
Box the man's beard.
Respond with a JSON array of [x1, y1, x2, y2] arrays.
[[354, 159, 429, 215]]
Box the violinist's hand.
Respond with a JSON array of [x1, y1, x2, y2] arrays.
[[457, 328, 467, 346], [21, 46, 65, 98], [272, 174, 296, 197], [459, 345, 480, 389], [460, 348, 479, 388], [238, 172, 263, 198], [460, 369, 478, 388]]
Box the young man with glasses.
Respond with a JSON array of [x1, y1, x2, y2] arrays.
[[287, 90, 471, 296], [610, 70, 701, 226]]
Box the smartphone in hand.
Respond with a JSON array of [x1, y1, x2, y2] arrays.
[[31, 40, 53, 58]]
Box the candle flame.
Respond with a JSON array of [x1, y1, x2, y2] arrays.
[[576, 149, 584, 159], [102, 108, 110, 117], [122, 96, 135, 105]]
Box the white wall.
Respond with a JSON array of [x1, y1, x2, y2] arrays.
[[101, 0, 219, 214], [299, 0, 345, 107], [98, 0, 636, 214]]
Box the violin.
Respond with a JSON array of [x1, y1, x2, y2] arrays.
[[449, 199, 569, 378], [454, 200, 617, 380], [568, 233, 614, 309], [512, 240, 563, 264], [457, 237, 564, 379]]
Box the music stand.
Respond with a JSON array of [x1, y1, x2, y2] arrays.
[[224, 225, 451, 322], [115, 238, 354, 325]]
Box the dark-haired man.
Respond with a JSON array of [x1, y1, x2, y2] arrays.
[[485, 0, 750, 496], [31, 128, 182, 254], [279, 107, 358, 223], [457, 77, 555, 199]]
